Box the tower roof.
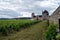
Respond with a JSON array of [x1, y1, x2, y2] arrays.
[[43, 10, 48, 13]]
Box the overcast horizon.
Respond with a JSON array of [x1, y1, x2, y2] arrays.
[[0, 0, 60, 18]]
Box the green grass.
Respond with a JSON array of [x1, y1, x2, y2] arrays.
[[0, 21, 47, 40]]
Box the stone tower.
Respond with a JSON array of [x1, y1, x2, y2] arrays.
[[31, 13, 37, 20], [42, 10, 49, 20], [32, 13, 35, 17]]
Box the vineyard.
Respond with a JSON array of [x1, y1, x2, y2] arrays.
[[0, 20, 41, 36]]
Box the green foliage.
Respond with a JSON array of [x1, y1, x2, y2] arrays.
[[0, 20, 41, 36], [44, 23, 57, 40], [56, 34, 60, 40]]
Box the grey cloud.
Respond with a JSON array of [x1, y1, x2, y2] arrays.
[[35, 0, 44, 1], [0, 8, 22, 18], [0, 0, 60, 18]]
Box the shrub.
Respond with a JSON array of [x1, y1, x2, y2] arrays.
[[44, 23, 57, 40]]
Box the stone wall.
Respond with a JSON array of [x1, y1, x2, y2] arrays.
[[49, 6, 60, 25]]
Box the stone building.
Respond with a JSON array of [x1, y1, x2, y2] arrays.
[[31, 6, 60, 25], [32, 6, 60, 25], [32, 10, 49, 20], [49, 6, 60, 32], [32, 6, 60, 32], [49, 6, 60, 25]]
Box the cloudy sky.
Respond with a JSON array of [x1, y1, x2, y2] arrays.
[[0, 0, 60, 18]]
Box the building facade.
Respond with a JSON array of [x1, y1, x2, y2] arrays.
[[49, 6, 60, 32], [32, 10, 49, 20], [49, 6, 60, 25], [32, 6, 60, 33], [32, 6, 60, 25]]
